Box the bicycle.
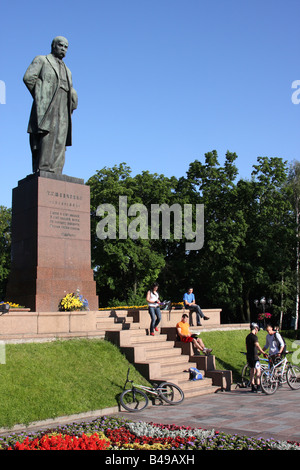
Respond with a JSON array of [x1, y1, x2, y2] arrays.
[[238, 352, 270, 388], [119, 367, 184, 412], [260, 352, 300, 395]]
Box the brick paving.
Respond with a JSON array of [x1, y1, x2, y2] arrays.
[[116, 384, 300, 443], [1, 384, 299, 444]]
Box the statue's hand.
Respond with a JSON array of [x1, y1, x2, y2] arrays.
[[71, 88, 78, 112]]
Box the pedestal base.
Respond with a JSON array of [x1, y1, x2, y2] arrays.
[[6, 172, 98, 312]]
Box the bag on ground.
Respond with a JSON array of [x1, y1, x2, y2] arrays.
[[189, 367, 203, 381]]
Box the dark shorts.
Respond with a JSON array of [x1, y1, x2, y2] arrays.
[[248, 358, 260, 369]]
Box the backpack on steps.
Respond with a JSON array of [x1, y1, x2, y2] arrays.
[[189, 367, 203, 381]]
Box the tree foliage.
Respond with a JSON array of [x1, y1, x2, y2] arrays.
[[0, 206, 11, 299], [86, 153, 298, 327], [87, 163, 177, 306]]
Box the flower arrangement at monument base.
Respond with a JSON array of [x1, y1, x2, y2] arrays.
[[0, 301, 22, 308], [58, 289, 89, 312]]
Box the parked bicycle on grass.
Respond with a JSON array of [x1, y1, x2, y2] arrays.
[[120, 367, 184, 412]]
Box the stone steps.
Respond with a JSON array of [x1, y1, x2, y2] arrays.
[[0, 308, 234, 397], [105, 327, 222, 399], [162, 372, 218, 397]]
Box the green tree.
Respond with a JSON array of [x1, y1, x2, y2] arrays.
[[183, 153, 294, 325], [86, 155, 297, 326], [237, 157, 294, 324], [287, 160, 300, 329], [0, 206, 11, 299], [185, 150, 248, 320], [87, 163, 178, 307]]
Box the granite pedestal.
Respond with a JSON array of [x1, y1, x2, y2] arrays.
[[6, 172, 98, 312]]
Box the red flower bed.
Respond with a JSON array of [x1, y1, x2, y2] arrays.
[[105, 426, 196, 449], [8, 433, 110, 451], [8, 427, 193, 451]]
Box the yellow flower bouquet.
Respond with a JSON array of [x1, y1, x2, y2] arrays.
[[58, 290, 89, 312]]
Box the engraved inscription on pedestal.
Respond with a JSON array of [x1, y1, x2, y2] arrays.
[[46, 188, 83, 208], [49, 210, 80, 238], [46, 188, 83, 237]]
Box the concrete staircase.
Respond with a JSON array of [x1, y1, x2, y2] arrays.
[[105, 325, 231, 399], [96, 310, 137, 332], [0, 307, 233, 397]]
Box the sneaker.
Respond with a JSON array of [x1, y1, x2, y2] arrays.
[[150, 332, 155, 336], [203, 316, 210, 320], [155, 327, 159, 332], [204, 348, 212, 355]]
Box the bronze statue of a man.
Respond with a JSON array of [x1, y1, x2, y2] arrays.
[[23, 36, 78, 174]]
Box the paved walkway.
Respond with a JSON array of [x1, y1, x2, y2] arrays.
[[116, 385, 300, 443], [1, 384, 299, 444]]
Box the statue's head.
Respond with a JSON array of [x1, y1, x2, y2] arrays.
[[51, 36, 69, 59]]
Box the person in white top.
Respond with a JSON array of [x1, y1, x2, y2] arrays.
[[146, 282, 161, 336], [263, 324, 285, 363]]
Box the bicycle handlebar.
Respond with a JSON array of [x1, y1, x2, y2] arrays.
[[240, 351, 269, 364]]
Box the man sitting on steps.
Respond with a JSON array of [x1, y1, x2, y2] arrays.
[[183, 287, 209, 326], [176, 314, 212, 356]]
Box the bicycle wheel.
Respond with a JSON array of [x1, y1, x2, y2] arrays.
[[241, 364, 251, 388], [261, 370, 278, 395], [157, 382, 184, 405], [287, 365, 300, 390], [120, 388, 149, 412]]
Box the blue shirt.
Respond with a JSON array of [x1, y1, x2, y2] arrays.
[[183, 292, 195, 306]]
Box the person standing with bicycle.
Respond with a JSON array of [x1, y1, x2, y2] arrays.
[[262, 324, 285, 364], [246, 323, 268, 393]]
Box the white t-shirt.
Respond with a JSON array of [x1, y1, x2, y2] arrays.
[[147, 290, 159, 307]]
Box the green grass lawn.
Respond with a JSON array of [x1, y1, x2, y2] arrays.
[[0, 339, 149, 428], [0, 330, 297, 428]]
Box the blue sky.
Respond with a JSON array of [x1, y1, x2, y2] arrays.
[[1, 0, 299, 209]]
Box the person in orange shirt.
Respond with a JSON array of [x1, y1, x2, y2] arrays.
[[176, 314, 212, 355]]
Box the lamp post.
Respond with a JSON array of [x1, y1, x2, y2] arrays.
[[254, 297, 272, 328]]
